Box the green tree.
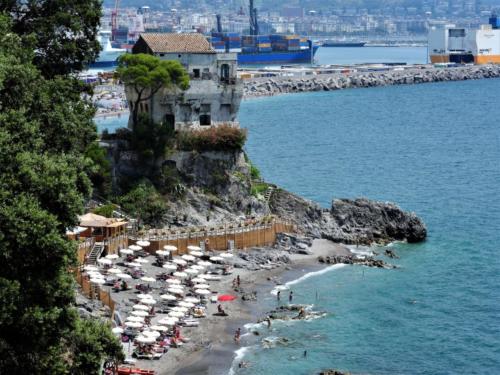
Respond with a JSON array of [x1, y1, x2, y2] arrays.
[[0, 0, 102, 77], [117, 53, 190, 128], [120, 182, 168, 226], [0, 15, 122, 373]]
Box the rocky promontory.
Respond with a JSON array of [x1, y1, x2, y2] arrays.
[[270, 189, 426, 245], [243, 64, 500, 98]]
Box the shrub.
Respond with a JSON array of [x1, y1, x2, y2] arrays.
[[119, 182, 168, 226], [177, 124, 247, 152], [92, 203, 117, 218], [251, 182, 269, 197], [250, 163, 261, 180]]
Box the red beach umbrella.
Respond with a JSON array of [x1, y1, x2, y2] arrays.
[[218, 294, 237, 302]]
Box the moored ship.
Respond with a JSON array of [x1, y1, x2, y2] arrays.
[[322, 41, 366, 47]]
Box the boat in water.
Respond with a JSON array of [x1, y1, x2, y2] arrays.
[[90, 30, 126, 68], [322, 41, 366, 47], [210, 32, 319, 65]]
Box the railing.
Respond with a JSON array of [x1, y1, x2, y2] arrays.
[[75, 269, 115, 316], [77, 237, 96, 265]]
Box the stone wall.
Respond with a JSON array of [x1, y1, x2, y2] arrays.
[[243, 65, 500, 98]]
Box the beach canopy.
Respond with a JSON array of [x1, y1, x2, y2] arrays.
[[120, 249, 134, 255], [105, 254, 120, 260], [195, 289, 210, 295], [142, 299, 157, 305], [191, 277, 206, 283], [117, 273, 132, 279], [163, 264, 177, 271], [165, 278, 181, 284], [107, 268, 122, 274], [158, 318, 177, 325], [136, 335, 155, 344], [184, 297, 200, 304], [124, 321, 143, 328], [136, 240, 150, 247], [141, 276, 156, 282], [185, 269, 198, 275], [137, 294, 153, 300], [83, 265, 99, 271], [131, 310, 148, 317], [173, 259, 187, 266], [90, 278, 105, 285], [98, 258, 113, 265], [112, 327, 124, 334], [126, 316, 144, 322], [173, 271, 187, 278], [135, 258, 149, 264], [168, 288, 184, 294], [218, 294, 237, 302], [198, 261, 213, 267], [187, 245, 202, 251], [190, 251, 203, 257], [194, 283, 210, 289], [142, 330, 160, 338], [127, 262, 142, 268], [168, 311, 185, 318], [209, 256, 223, 262], [220, 253, 234, 258], [181, 254, 195, 261], [171, 306, 188, 313], [178, 301, 194, 308], [160, 294, 177, 301], [164, 245, 178, 251], [150, 325, 168, 332], [191, 265, 204, 270], [156, 250, 169, 256], [129, 245, 142, 251]]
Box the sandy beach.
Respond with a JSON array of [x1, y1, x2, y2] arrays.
[[126, 239, 351, 375]]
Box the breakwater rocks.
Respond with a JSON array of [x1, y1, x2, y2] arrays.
[[243, 65, 500, 98], [318, 254, 395, 269], [270, 190, 427, 245]]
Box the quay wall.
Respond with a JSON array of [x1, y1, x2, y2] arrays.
[[242, 65, 500, 98]]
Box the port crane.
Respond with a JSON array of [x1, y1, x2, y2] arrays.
[[111, 0, 120, 41]]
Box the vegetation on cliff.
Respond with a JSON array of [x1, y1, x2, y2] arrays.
[[177, 124, 247, 152], [0, 11, 122, 374]]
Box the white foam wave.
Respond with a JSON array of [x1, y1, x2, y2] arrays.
[[270, 264, 346, 295], [228, 346, 252, 375]]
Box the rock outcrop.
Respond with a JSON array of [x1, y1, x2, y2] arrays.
[[243, 65, 500, 98], [270, 189, 426, 245]]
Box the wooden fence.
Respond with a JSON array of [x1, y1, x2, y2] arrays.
[[129, 218, 297, 255], [75, 269, 116, 316]]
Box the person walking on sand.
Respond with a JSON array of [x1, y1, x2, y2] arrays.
[[236, 275, 241, 287], [234, 328, 241, 344], [277, 290, 281, 301], [289, 291, 293, 303]]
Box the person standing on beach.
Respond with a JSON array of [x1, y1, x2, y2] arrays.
[[289, 291, 293, 303], [237, 275, 241, 287], [234, 328, 241, 344], [277, 290, 281, 301]]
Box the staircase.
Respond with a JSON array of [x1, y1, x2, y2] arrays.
[[263, 186, 275, 203], [87, 242, 104, 265]]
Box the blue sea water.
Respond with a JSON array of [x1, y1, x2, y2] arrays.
[[235, 79, 500, 375], [316, 46, 427, 65]]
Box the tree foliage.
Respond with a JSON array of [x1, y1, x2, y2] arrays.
[[177, 124, 247, 152], [0, 0, 102, 77], [117, 53, 190, 127], [0, 14, 122, 373], [119, 182, 168, 227]]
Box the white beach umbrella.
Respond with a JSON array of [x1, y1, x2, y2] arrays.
[[137, 294, 153, 300], [160, 294, 177, 301], [198, 261, 213, 267], [191, 265, 205, 270], [184, 297, 200, 304], [150, 325, 168, 332], [83, 265, 99, 272], [168, 311, 185, 318], [156, 250, 169, 256], [117, 273, 132, 279], [126, 316, 144, 323], [194, 283, 210, 289], [185, 269, 199, 275], [107, 268, 122, 274], [173, 271, 188, 278], [112, 327, 124, 334], [133, 304, 149, 311], [90, 278, 105, 285], [129, 245, 142, 251], [165, 278, 181, 285], [142, 299, 157, 305], [88, 271, 104, 278], [158, 318, 177, 326], [98, 258, 113, 265], [187, 245, 202, 251], [105, 254, 120, 260], [171, 306, 188, 313], [173, 259, 187, 266], [136, 335, 156, 344], [191, 277, 206, 283], [178, 301, 195, 308], [124, 321, 143, 328], [136, 240, 150, 247], [120, 249, 134, 255], [126, 262, 142, 268], [131, 310, 148, 317], [195, 289, 211, 295], [209, 256, 223, 262], [164, 245, 177, 251], [220, 253, 234, 259], [142, 330, 160, 338], [189, 251, 203, 257], [197, 274, 210, 279], [162, 264, 177, 271], [135, 258, 149, 264], [141, 276, 156, 283], [181, 254, 195, 262]]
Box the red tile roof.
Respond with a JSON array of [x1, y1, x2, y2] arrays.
[[138, 33, 215, 54]]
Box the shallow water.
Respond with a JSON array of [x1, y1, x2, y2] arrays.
[[236, 79, 500, 374]]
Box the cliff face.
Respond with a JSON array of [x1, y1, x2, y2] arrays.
[[270, 189, 426, 245]]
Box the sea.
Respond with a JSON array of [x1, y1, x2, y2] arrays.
[[94, 47, 500, 375], [234, 79, 500, 375]]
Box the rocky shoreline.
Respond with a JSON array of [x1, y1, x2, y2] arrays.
[[243, 64, 500, 98]]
